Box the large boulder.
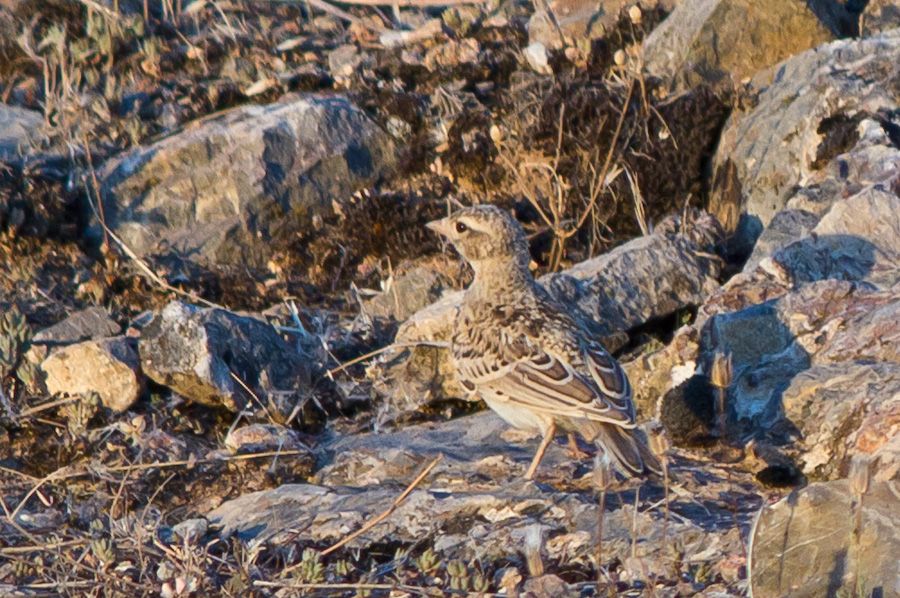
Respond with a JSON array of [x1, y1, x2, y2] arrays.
[[138, 301, 321, 424], [95, 94, 395, 270], [642, 0, 854, 92], [709, 31, 900, 256], [749, 479, 900, 598]]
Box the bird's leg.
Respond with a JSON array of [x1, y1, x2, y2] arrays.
[[525, 421, 556, 480], [566, 433, 591, 460]]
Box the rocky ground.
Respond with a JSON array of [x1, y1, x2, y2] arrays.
[[1, 0, 898, 596]]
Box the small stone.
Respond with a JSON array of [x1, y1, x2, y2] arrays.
[[523, 42, 552, 75], [33, 307, 121, 346], [41, 337, 143, 412], [171, 518, 208, 545], [224, 423, 309, 454]]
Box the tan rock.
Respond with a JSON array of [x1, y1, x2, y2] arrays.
[[42, 337, 143, 412]]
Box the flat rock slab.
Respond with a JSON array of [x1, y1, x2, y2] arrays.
[[749, 479, 900, 598], [95, 94, 395, 270], [209, 412, 756, 576]]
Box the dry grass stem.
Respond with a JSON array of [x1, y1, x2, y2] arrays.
[[280, 453, 444, 563]]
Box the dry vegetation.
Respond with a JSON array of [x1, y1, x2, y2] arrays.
[[0, 0, 741, 595]]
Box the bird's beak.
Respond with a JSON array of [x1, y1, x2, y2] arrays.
[[426, 217, 453, 238]]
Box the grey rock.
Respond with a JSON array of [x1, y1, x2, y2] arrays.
[[523, 42, 552, 75], [362, 266, 449, 322], [138, 301, 318, 420], [171, 518, 209, 545], [0, 103, 44, 162], [749, 479, 900, 598], [743, 209, 820, 273], [41, 337, 143, 412], [744, 118, 900, 269], [33, 307, 121, 346], [642, 0, 845, 92], [95, 95, 395, 270], [781, 362, 900, 481], [372, 226, 721, 415], [710, 31, 900, 255], [209, 412, 751, 572]]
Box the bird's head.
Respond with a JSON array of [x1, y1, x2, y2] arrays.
[[426, 205, 530, 274]]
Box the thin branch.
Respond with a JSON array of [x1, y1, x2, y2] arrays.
[[280, 453, 442, 567], [325, 340, 450, 379]]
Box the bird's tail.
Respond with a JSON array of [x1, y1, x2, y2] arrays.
[[586, 422, 662, 478]]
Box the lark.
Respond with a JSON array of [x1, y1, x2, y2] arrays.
[[427, 205, 660, 479]]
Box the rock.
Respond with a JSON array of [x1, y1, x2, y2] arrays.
[[41, 337, 143, 412], [32, 307, 121, 346], [371, 225, 721, 416], [527, 0, 679, 53], [95, 95, 395, 271], [224, 423, 309, 454], [742, 117, 900, 269], [781, 362, 900, 481], [743, 209, 820, 273], [362, 266, 449, 322], [749, 479, 900, 598], [523, 42, 552, 75], [0, 104, 44, 163], [861, 0, 900, 36], [138, 301, 320, 422], [170, 518, 209, 545], [642, 0, 849, 92], [709, 31, 900, 256], [209, 412, 751, 572]]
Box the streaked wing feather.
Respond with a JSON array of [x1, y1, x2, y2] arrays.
[[462, 347, 635, 427]]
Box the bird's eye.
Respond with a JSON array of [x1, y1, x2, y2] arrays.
[[455, 222, 468, 233]]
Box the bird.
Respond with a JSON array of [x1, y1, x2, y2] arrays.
[[426, 204, 661, 479]]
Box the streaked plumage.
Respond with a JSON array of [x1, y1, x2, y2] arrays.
[[427, 205, 660, 479]]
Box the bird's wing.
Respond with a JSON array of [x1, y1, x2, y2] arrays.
[[460, 338, 636, 428]]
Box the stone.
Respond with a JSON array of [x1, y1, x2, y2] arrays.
[[209, 412, 751, 572], [95, 95, 395, 271], [32, 306, 121, 346], [523, 42, 552, 75], [224, 423, 309, 454], [41, 337, 143, 412], [138, 301, 320, 422], [749, 479, 900, 598], [528, 0, 679, 53], [742, 117, 900, 270], [0, 103, 44, 163], [709, 31, 900, 256], [371, 225, 721, 416], [362, 266, 449, 322], [170, 518, 209, 545], [743, 209, 820, 273], [781, 362, 900, 481], [860, 0, 900, 36], [642, 0, 848, 92]]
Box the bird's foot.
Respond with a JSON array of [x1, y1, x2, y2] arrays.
[[566, 433, 592, 461]]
